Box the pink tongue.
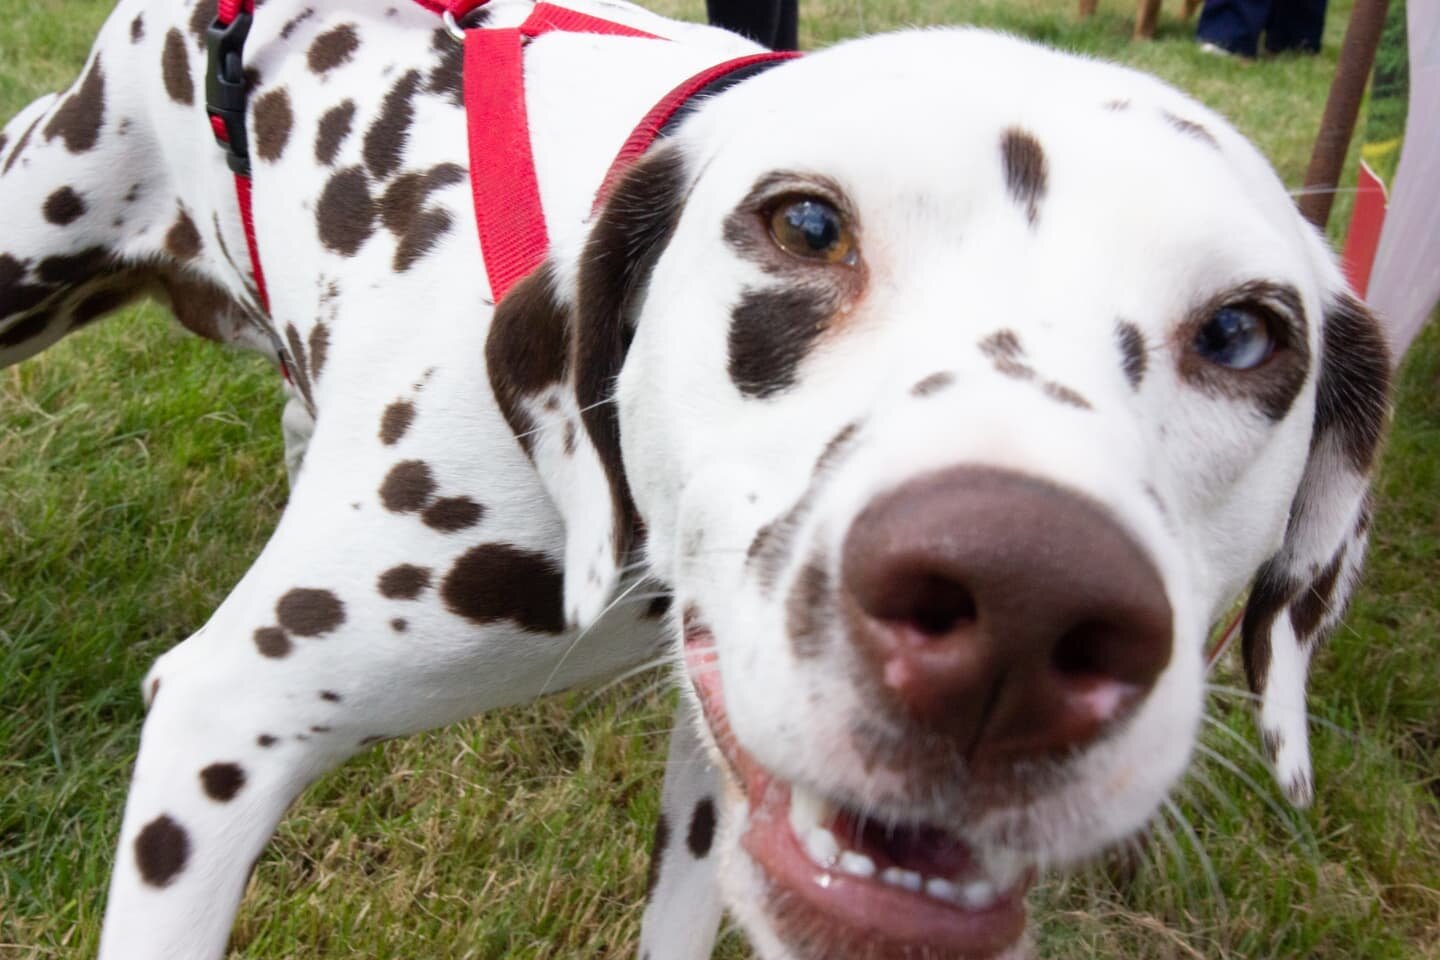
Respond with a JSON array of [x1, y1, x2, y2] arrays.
[[831, 810, 976, 877]]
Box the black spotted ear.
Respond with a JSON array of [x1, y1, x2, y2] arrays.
[[486, 144, 689, 629], [1241, 291, 1391, 806]]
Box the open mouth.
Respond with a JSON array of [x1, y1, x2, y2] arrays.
[[684, 620, 1033, 959]]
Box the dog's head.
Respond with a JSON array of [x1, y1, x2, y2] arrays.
[[488, 29, 1390, 960]]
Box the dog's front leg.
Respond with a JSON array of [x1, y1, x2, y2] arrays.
[[639, 702, 725, 959]]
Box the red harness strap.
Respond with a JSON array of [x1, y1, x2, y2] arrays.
[[206, 0, 797, 309]]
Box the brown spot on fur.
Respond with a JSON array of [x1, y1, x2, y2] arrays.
[[1000, 127, 1047, 226], [364, 70, 421, 180], [486, 264, 571, 456], [280, 7, 316, 40], [188, 1, 217, 46], [378, 564, 432, 600], [1162, 110, 1220, 149], [379, 460, 435, 512], [1289, 548, 1345, 641], [393, 208, 451, 271], [134, 815, 189, 887], [422, 496, 483, 532], [308, 24, 360, 75], [308, 322, 330, 381], [45, 56, 106, 153], [728, 286, 835, 399], [441, 543, 565, 634], [70, 286, 135, 330], [380, 400, 415, 445], [380, 165, 464, 236], [199, 762, 246, 802], [320, 690, 342, 702], [276, 588, 345, 637], [1117, 321, 1147, 389], [390, 618, 407, 632], [979, 329, 1024, 362], [1042, 381, 1093, 410], [43, 187, 86, 225], [130, 14, 145, 42], [314, 100, 355, 166], [252, 88, 294, 163], [165, 208, 202, 260], [1313, 293, 1391, 471], [911, 371, 954, 397], [253, 626, 291, 658], [162, 29, 194, 106], [786, 552, 832, 659], [3, 113, 42, 176], [257, 734, 277, 747], [316, 166, 376, 256]]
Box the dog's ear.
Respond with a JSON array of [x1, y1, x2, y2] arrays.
[[487, 145, 689, 630], [1240, 291, 1391, 806]]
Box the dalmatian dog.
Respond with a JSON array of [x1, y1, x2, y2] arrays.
[[0, 0, 1390, 957]]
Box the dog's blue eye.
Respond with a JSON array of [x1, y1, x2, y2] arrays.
[[769, 198, 854, 264], [1193, 306, 1273, 370]]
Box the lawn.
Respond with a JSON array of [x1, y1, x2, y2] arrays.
[[2, 0, 1437, 957]]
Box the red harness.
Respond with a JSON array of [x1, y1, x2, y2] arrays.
[[204, 0, 799, 310]]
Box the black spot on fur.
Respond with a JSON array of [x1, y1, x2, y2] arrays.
[[728, 286, 833, 399], [308, 23, 360, 75], [646, 813, 670, 897], [1117, 320, 1147, 389], [316, 166, 377, 256], [1000, 127, 1047, 226], [380, 399, 415, 445], [314, 100, 355, 165], [422, 496, 484, 532], [645, 595, 673, 619], [252, 88, 294, 163], [320, 690, 342, 702], [44, 56, 106, 153], [254, 626, 291, 658], [165, 208, 202, 260], [43, 187, 86, 225], [441, 543, 565, 634], [380, 460, 435, 512], [364, 70, 421, 180], [1162, 110, 1220, 149], [39, 246, 109, 285], [1313, 293, 1391, 472], [394, 208, 451, 272], [1241, 562, 1299, 695], [70, 286, 134, 330], [162, 29, 194, 106], [687, 797, 716, 858], [276, 588, 345, 637], [379, 564, 432, 600], [134, 815, 189, 887], [257, 734, 278, 747], [199, 762, 246, 802]]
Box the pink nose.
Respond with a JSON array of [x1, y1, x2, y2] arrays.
[[841, 467, 1172, 766]]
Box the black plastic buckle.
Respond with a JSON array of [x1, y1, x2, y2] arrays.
[[206, 12, 253, 176]]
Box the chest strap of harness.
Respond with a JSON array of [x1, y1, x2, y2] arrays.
[[203, 0, 799, 310]]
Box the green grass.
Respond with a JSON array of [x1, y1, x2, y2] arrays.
[[2, 1, 1437, 957]]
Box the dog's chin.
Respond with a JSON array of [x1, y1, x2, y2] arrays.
[[686, 629, 1035, 960]]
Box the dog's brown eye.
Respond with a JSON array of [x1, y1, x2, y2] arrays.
[[769, 197, 855, 264]]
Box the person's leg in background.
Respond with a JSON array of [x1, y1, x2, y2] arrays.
[[1264, 0, 1328, 53], [1196, 0, 1272, 56], [706, 0, 800, 50]]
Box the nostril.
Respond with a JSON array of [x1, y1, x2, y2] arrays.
[[1051, 622, 1112, 680], [871, 572, 978, 638]]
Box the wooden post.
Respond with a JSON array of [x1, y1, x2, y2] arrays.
[[1299, 0, 1390, 229]]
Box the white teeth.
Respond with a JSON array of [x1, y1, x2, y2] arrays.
[[959, 879, 1000, 910], [803, 824, 841, 867], [838, 851, 877, 877], [879, 867, 924, 891], [925, 877, 961, 902]]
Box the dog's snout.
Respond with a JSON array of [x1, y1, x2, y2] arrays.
[[841, 466, 1172, 764]]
